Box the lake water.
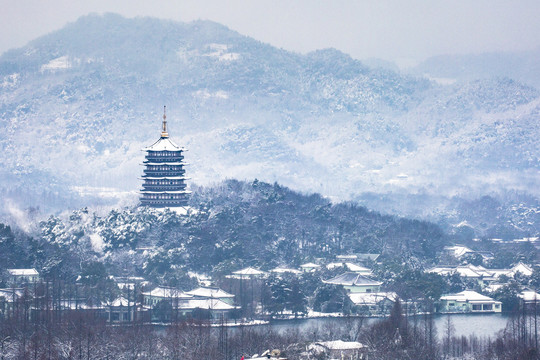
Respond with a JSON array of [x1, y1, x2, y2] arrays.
[[264, 313, 510, 340]]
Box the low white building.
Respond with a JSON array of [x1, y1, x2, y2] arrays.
[[518, 290, 540, 309], [439, 290, 502, 313], [7, 269, 39, 285]]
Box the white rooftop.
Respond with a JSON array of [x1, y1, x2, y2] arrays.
[[142, 286, 192, 299], [519, 290, 540, 302], [232, 267, 266, 276], [300, 262, 321, 268], [428, 263, 534, 279], [106, 296, 136, 307], [441, 290, 500, 304], [8, 269, 39, 276], [513, 262, 534, 276], [186, 287, 234, 299], [181, 298, 236, 311], [444, 245, 474, 258], [326, 262, 371, 273]]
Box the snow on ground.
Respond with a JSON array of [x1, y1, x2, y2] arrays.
[[1, 73, 19, 88], [204, 43, 241, 61], [89, 233, 104, 253], [40, 56, 73, 71]]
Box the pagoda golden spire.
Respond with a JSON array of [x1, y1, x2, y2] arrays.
[[161, 105, 169, 138]]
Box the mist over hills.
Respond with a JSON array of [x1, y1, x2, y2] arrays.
[[0, 13, 538, 235], [412, 48, 540, 89]]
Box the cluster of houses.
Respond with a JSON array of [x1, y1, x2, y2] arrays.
[[0, 269, 239, 323], [2, 246, 539, 323]]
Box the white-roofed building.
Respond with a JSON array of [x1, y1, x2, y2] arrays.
[[439, 290, 502, 313], [428, 262, 535, 288], [444, 245, 475, 258], [348, 292, 399, 315], [104, 296, 140, 323], [186, 286, 235, 305], [428, 264, 502, 286], [141, 286, 192, 307], [323, 272, 382, 293], [7, 268, 39, 286], [513, 262, 534, 277], [518, 290, 540, 310], [443, 245, 493, 262]]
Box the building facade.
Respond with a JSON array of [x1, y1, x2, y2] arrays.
[[438, 290, 502, 313], [140, 107, 190, 207]]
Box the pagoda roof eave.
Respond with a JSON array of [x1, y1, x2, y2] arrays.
[[140, 190, 192, 194], [141, 162, 185, 166], [140, 176, 189, 180], [143, 137, 184, 152]]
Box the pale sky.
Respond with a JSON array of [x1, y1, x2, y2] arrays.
[[2, 0, 540, 66]]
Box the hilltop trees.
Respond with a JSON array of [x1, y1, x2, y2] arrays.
[[0, 180, 450, 282]]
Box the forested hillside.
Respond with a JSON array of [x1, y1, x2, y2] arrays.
[[0, 180, 446, 283]]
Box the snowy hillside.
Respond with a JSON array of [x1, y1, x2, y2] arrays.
[[0, 13, 538, 217]]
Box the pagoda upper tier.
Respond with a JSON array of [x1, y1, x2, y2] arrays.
[[140, 107, 190, 208]]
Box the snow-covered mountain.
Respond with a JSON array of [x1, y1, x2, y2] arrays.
[[0, 13, 538, 217]]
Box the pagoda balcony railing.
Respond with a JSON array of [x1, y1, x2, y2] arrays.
[[146, 151, 182, 156], [144, 157, 184, 163], [142, 181, 186, 186], [141, 186, 187, 191], [141, 195, 189, 201], [140, 201, 189, 207], [144, 166, 184, 171], [143, 170, 186, 175]]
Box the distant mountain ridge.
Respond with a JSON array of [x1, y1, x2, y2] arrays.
[[412, 48, 540, 89], [0, 13, 539, 220]]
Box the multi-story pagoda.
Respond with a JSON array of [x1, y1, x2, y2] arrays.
[[140, 107, 190, 208]]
